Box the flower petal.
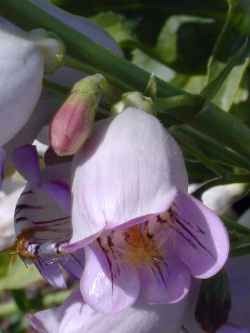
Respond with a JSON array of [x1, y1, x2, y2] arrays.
[[80, 244, 140, 313], [35, 257, 67, 288], [217, 325, 249, 333], [139, 256, 191, 304], [70, 108, 188, 245], [172, 191, 229, 279], [0, 25, 43, 146], [0, 147, 6, 188], [59, 251, 85, 279], [41, 180, 71, 213], [12, 145, 41, 184], [14, 163, 77, 287], [29, 289, 190, 333]]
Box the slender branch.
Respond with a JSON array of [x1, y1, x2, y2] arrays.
[[2, 0, 250, 162]]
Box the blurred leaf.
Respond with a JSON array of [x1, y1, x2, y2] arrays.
[[172, 125, 250, 170], [155, 15, 218, 73], [50, 0, 228, 20], [203, 38, 250, 103], [132, 49, 176, 81], [132, 49, 206, 95], [229, 0, 250, 36], [172, 74, 206, 94], [0, 253, 10, 277], [206, 0, 250, 110], [91, 11, 137, 45], [0, 257, 41, 290]]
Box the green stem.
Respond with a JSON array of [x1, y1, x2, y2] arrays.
[[65, 56, 131, 92], [1, 0, 182, 98], [0, 290, 70, 318], [173, 126, 250, 170], [43, 79, 69, 96], [3, 0, 250, 160]]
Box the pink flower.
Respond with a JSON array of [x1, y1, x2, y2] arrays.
[[50, 74, 110, 156], [217, 324, 249, 333]]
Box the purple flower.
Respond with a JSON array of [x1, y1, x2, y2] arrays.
[[63, 108, 229, 313], [29, 288, 191, 333], [0, 147, 6, 188], [217, 324, 249, 333], [12, 145, 84, 288]]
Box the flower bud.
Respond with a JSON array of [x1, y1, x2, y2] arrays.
[[195, 270, 231, 333], [29, 29, 65, 74], [50, 74, 111, 156], [112, 92, 154, 115]]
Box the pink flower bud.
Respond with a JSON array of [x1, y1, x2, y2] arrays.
[[50, 74, 109, 156]]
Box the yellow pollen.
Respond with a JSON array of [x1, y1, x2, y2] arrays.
[[124, 226, 162, 266], [15, 230, 36, 260]]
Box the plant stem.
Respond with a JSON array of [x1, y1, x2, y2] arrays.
[[1, 0, 182, 98], [65, 56, 131, 91], [0, 290, 70, 318], [2, 0, 250, 161]]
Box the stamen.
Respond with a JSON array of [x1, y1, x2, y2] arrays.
[[123, 225, 163, 267]]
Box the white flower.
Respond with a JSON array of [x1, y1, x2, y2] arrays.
[[0, 18, 43, 146], [0, 16, 63, 152]]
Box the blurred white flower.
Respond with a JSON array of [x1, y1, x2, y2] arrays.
[[201, 184, 246, 215], [0, 18, 44, 147]]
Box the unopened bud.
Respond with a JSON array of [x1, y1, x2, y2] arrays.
[[195, 270, 231, 333], [50, 74, 110, 156], [29, 29, 65, 74], [112, 92, 154, 115]]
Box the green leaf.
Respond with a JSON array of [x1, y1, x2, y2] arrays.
[[132, 50, 207, 95], [132, 49, 176, 81], [91, 11, 137, 45], [0, 253, 10, 277], [4, 0, 250, 164], [155, 15, 218, 73], [206, 0, 250, 110], [0, 257, 41, 290]]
